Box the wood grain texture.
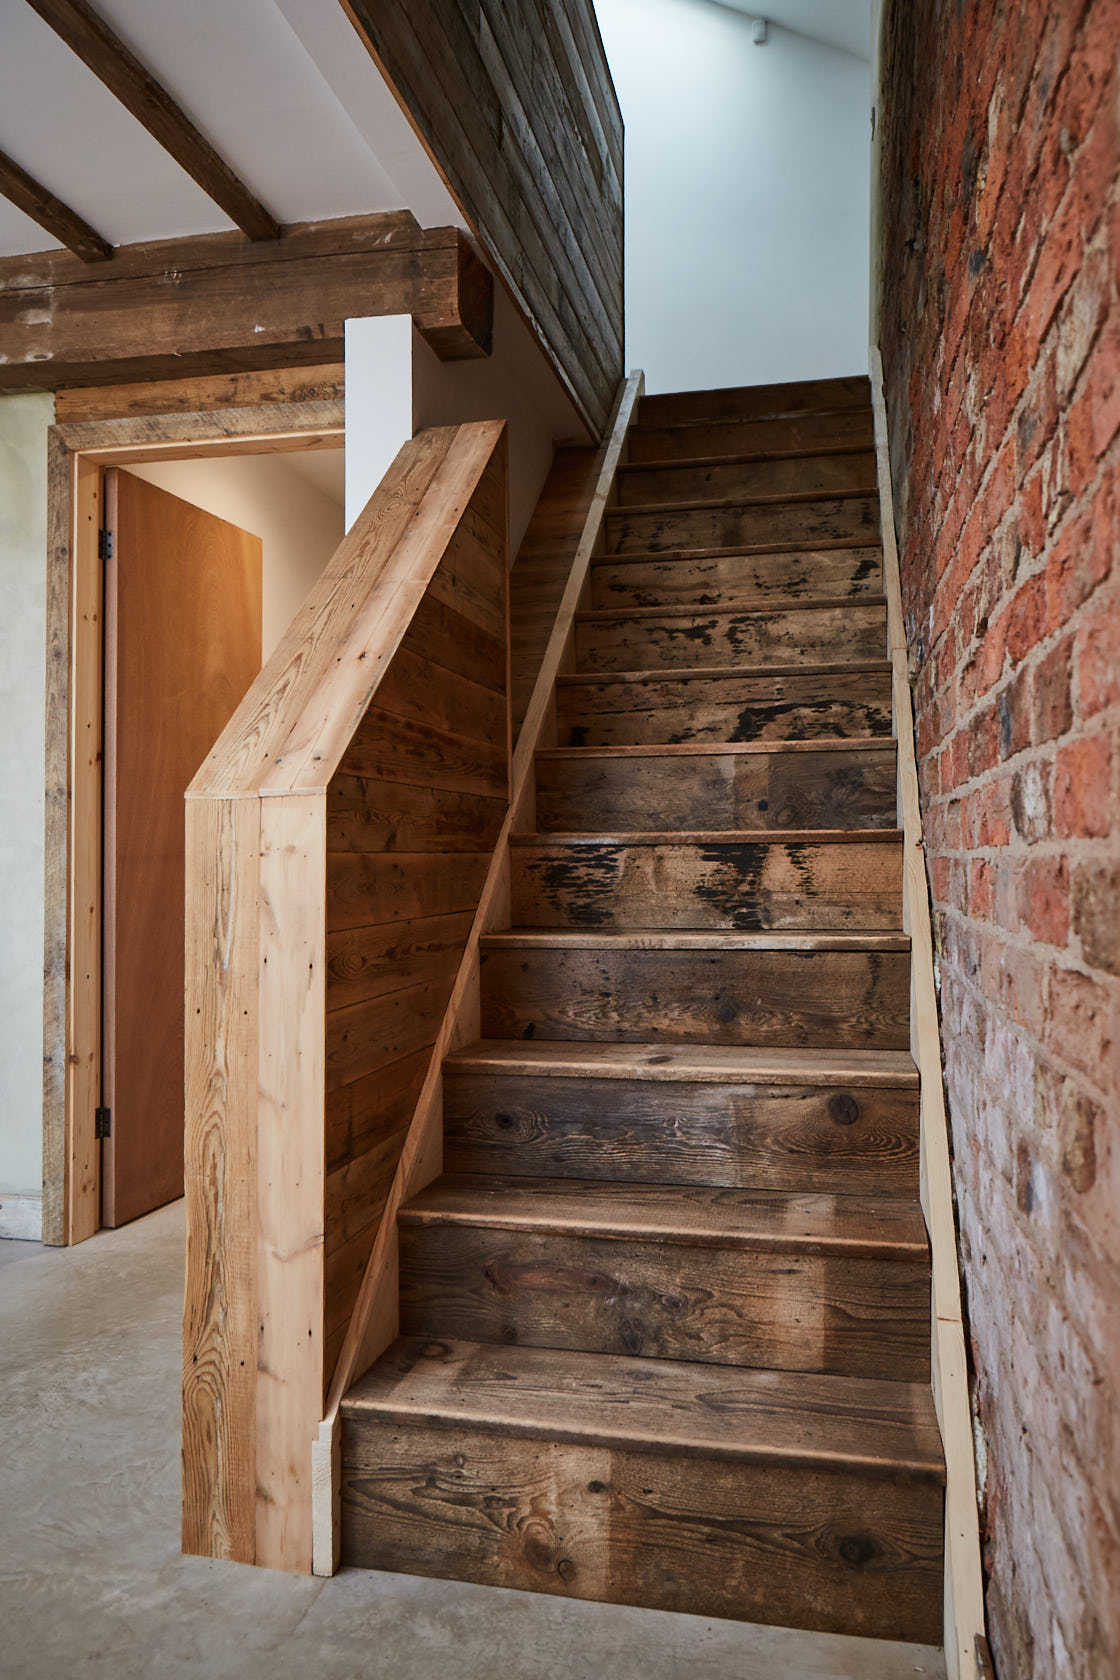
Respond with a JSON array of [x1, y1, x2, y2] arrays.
[[557, 663, 894, 745], [0, 144, 110, 260], [182, 797, 260, 1564], [607, 494, 881, 557], [443, 1062, 920, 1196], [54, 364, 345, 423], [399, 1212, 930, 1381], [182, 421, 509, 1573], [534, 740, 899, 832], [574, 598, 888, 672], [509, 834, 903, 930], [627, 407, 875, 466], [480, 936, 911, 1050], [341, 0, 622, 434], [590, 545, 883, 610], [638, 376, 871, 428], [616, 451, 879, 508], [0, 216, 492, 391]]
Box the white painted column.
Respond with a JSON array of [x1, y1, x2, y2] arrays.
[[343, 315, 415, 530]]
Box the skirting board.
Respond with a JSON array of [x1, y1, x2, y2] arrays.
[[0, 1193, 43, 1241]]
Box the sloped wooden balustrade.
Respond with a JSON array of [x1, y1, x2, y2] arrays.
[[182, 419, 510, 1573]]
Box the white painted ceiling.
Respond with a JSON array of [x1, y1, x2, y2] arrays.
[[713, 0, 872, 61], [0, 0, 461, 256]]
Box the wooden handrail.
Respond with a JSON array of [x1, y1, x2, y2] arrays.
[[182, 418, 509, 1575], [870, 348, 985, 1679], [310, 369, 645, 1574]]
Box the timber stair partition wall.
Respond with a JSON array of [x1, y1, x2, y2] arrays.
[[335, 372, 950, 1647]]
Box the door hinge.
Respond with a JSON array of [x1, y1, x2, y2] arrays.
[[98, 528, 114, 561], [95, 1106, 112, 1140]]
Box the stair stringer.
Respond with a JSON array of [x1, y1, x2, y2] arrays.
[[870, 345, 986, 1680]]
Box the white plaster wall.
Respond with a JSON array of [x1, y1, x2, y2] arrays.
[[0, 393, 52, 1202], [346, 286, 589, 557], [126, 450, 344, 658], [595, 0, 872, 392]]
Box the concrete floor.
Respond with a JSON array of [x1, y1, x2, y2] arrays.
[[0, 1203, 946, 1680]]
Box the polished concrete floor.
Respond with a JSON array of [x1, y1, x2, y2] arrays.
[[0, 1203, 946, 1680]]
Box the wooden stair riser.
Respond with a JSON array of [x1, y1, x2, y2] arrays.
[[590, 546, 884, 610], [340, 1421, 943, 1643], [638, 376, 871, 429], [480, 944, 911, 1049], [534, 745, 898, 832], [574, 601, 887, 673], [606, 495, 880, 557], [397, 1223, 930, 1382], [443, 1069, 920, 1196], [627, 408, 875, 465], [509, 838, 904, 930], [616, 451, 879, 508], [557, 667, 894, 746]]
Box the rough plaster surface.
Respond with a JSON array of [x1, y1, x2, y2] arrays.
[[0, 392, 52, 1198], [877, 1, 1120, 1672], [0, 1204, 946, 1680]]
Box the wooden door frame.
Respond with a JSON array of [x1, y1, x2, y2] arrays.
[[43, 395, 345, 1246]]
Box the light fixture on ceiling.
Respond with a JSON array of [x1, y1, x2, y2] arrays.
[[752, 17, 769, 44]]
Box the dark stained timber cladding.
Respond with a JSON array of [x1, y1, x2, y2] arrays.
[[342, 0, 623, 435]]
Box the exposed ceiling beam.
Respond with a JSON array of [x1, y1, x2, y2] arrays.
[[24, 0, 281, 241], [0, 145, 111, 261], [0, 212, 494, 390]]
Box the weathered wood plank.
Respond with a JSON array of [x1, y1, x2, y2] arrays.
[[638, 376, 871, 428], [399, 1216, 930, 1381], [607, 495, 881, 557], [627, 408, 875, 465], [480, 937, 911, 1049], [54, 364, 345, 423], [534, 741, 899, 832], [574, 599, 888, 672], [509, 835, 904, 929], [616, 451, 879, 508], [556, 663, 894, 745], [590, 545, 883, 610], [443, 1064, 920, 1196], [340, 0, 622, 434], [0, 218, 492, 391]]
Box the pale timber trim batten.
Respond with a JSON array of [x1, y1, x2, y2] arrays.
[[310, 369, 644, 1577], [42, 394, 345, 1248], [183, 419, 510, 1573], [870, 347, 986, 1680]]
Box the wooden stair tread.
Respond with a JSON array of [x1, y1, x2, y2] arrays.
[[557, 659, 892, 686], [510, 828, 903, 845], [342, 1336, 944, 1482], [481, 929, 910, 951], [618, 443, 874, 473], [596, 536, 881, 565], [536, 738, 895, 759], [443, 1038, 919, 1085], [575, 594, 887, 624], [399, 1174, 929, 1260], [608, 487, 878, 518]]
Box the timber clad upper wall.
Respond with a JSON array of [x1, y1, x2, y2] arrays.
[[342, 0, 624, 437]]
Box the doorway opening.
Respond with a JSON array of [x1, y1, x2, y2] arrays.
[[44, 400, 345, 1244]]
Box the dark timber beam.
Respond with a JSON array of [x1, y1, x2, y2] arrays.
[[0, 146, 111, 262], [24, 0, 280, 241], [0, 212, 494, 390]]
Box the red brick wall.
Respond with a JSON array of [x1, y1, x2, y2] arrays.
[[876, 2, 1120, 1673]]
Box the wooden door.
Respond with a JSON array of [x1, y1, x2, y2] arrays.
[[102, 468, 262, 1227]]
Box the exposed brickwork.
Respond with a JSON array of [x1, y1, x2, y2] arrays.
[[877, 2, 1120, 1673]]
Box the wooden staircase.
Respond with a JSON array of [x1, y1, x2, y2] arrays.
[[339, 374, 945, 1644]]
